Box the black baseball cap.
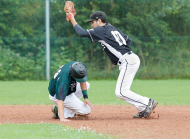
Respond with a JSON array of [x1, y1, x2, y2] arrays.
[[86, 11, 107, 22]]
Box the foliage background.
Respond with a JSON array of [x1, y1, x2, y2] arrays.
[[0, 0, 190, 80]]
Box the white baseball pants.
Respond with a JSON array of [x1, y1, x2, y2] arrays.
[[115, 52, 149, 112], [49, 82, 91, 118]]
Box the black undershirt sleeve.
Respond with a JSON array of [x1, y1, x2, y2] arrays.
[[74, 24, 90, 37], [58, 84, 66, 101]]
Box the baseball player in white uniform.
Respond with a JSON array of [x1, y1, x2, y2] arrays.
[[67, 11, 158, 118]]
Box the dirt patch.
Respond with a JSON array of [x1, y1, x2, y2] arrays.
[[0, 105, 190, 139]]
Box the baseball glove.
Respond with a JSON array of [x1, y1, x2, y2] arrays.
[[64, 1, 76, 22]]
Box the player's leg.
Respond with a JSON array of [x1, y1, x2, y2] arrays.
[[115, 53, 150, 113], [63, 93, 91, 118], [49, 92, 91, 119], [49, 94, 59, 119], [63, 82, 90, 118], [49, 93, 75, 119]]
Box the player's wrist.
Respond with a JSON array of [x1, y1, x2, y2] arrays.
[[82, 90, 88, 99], [83, 95, 88, 99], [59, 115, 65, 120], [71, 18, 77, 26]]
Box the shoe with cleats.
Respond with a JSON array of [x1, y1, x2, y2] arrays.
[[144, 99, 158, 118], [133, 110, 146, 118], [52, 105, 59, 119], [133, 99, 158, 118]]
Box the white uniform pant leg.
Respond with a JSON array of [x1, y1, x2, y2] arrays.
[[49, 82, 91, 118], [49, 94, 57, 104], [49, 94, 75, 118], [64, 82, 90, 118], [63, 93, 91, 118], [115, 53, 149, 112], [74, 82, 90, 99]]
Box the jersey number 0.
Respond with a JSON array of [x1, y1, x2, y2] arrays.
[[111, 31, 126, 46]]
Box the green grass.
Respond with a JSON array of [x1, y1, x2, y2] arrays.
[[0, 123, 112, 139], [88, 79, 190, 105], [0, 81, 50, 105], [0, 80, 190, 105]]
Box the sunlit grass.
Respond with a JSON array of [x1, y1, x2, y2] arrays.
[[0, 80, 189, 105], [0, 124, 113, 139]]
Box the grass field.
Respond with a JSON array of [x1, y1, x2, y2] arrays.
[[0, 80, 190, 105], [0, 80, 190, 139], [0, 124, 111, 139]]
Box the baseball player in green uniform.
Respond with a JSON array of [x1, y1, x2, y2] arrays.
[[48, 61, 93, 122]]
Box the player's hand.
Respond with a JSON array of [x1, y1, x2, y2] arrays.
[[84, 99, 94, 109], [60, 117, 71, 122], [64, 1, 76, 22], [66, 12, 74, 22], [59, 113, 70, 122]]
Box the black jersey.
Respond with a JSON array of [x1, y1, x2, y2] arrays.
[[87, 23, 132, 65]]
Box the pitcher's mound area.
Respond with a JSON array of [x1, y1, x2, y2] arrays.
[[0, 105, 190, 139]]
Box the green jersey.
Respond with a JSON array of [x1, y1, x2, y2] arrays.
[[48, 61, 77, 101]]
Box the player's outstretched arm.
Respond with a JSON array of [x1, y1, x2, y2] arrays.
[[67, 13, 89, 37], [57, 99, 71, 122]]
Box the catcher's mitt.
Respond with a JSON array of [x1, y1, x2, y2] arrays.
[[64, 1, 76, 22]]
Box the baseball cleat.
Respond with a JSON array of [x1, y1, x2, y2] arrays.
[[52, 105, 59, 119], [144, 99, 158, 118], [133, 110, 145, 118]]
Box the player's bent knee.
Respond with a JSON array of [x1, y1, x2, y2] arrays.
[[115, 91, 123, 99], [115, 89, 131, 100], [84, 105, 91, 114], [115, 93, 127, 101], [86, 105, 91, 114], [115, 90, 121, 97], [77, 106, 91, 115]]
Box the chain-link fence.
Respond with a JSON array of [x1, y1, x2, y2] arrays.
[[0, 0, 190, 80]]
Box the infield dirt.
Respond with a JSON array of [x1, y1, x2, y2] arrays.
[[0, 105, 190, 139]]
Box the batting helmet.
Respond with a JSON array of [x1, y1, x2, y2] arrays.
[[70, 62, 88, 83]]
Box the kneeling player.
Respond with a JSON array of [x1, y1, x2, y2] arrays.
[[48, 61, 93, 122]]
